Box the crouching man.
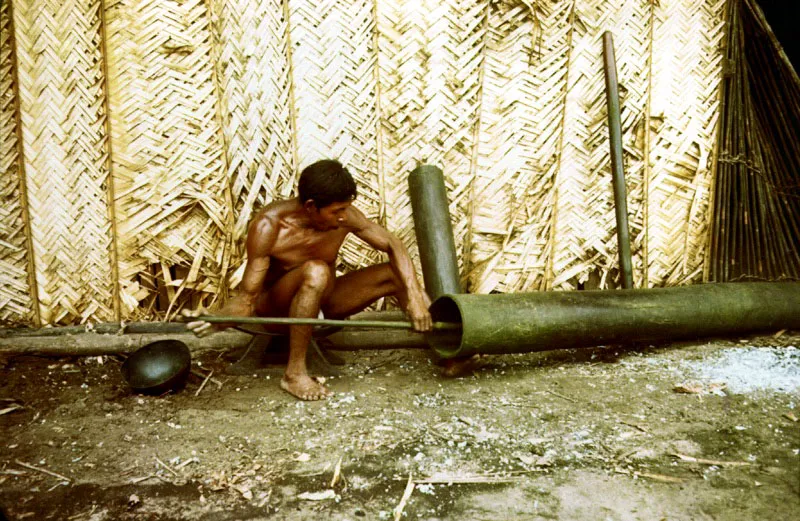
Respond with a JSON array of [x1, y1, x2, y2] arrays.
[[184, 159, 433, 401]]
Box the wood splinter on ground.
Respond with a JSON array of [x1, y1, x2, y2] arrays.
[[614, 468, 684, 484], [297, 490, 336, 501], [175, 457, 199, 470], [619, 421, 649, 433], [14, 460, 70, 482], [671, 453, 750, 466], [330, 455, 343, 488], [547, 390, 577, 403], [190, 369, 223, 389], [394, 473, 415, 521], [0, 404, 23, 416], [155, 456, 180, 476], [195, 370, 214, 396], [129, 474, 158, 485], [411, 475, 525, 484]]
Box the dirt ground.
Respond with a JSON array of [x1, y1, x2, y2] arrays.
[[1, 331, 799, 520]]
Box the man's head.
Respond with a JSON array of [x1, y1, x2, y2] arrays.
[[298, 159, 357, 230]]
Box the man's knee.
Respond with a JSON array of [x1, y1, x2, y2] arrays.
[[300, 260, 333, 292]]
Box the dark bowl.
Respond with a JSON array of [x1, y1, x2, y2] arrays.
[[121, 340, 191, 395]]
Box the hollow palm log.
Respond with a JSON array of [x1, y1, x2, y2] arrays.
[[408, 165, 462, 300], [426, 282, 800, 359]]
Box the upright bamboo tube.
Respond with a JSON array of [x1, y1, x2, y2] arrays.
[[408, 165, 462, 300], [602, 31, 633, 289]]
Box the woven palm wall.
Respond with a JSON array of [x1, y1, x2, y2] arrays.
[[1, 0, 728, 326]]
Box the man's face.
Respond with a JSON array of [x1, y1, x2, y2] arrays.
[[307, 200, 352, 230]]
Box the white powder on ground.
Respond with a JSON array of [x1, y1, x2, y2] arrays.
[[681, 346, 800, 394]]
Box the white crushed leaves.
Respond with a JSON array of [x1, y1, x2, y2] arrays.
[[298, 489, 338, 501], [682, 346, 800, 394]]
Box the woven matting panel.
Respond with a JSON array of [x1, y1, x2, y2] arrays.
[[467, 0, 570, 294], [287, 0, 385, 273], [104, 0, 231, 318], [0, 0, 729, 325], [376, 0, 486, 283], [645, 0, 724, 286], [12, 0, 116, 324], [209, 0, 296, 243], [0, 0, 34, 324], [206, 0, 297, 290]]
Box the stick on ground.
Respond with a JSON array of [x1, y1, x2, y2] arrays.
[[14, 460, 70, 482], [195, 370, 214, 396], [394, 474, 415, 521]]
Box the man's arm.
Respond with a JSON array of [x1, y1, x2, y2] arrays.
[[222, 214, 277, 315], [347, 207, 433, 331], [185, 213, 277, 337]]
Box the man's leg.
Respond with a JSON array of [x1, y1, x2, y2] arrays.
[[324, 263, 483, 377], [266, 260, 335, 400], [322, 263, 402, 319]]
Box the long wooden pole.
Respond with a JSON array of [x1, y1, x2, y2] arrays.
[[187, 315, 461, 331], [602, 31, 634, 289]]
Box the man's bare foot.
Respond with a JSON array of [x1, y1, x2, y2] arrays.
[[280, 374, 333, 401], [441, 354, 485, 378]]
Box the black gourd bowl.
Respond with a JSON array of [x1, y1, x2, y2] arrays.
[[121, 340, 191, 395]]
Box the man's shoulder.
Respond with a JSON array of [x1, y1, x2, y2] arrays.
[[343, 205, 383, 233], [248, 200, 294, 238], [343, 204, 369, 225], [255, 199, 295, 222]]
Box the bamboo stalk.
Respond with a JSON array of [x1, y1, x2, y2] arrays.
[[371, 0, 387, 228], [5, 0, 40, 326], [744, 0, 800, 87], [742, 21, 760, 279], [202, 0, 236, 305], [710, 0, 800, 282], [461, 3, 491, 291], [642, 0, 656, 287], [703, 49, 725, 282], [98, 0, 122, 321], [542, 0, 577, 291], [745, 1, 800, 278], [710, 2, 733, 283], [602, 31, 633, 289]]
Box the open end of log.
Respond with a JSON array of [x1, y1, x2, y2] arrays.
[[427, 296, 465, 359]]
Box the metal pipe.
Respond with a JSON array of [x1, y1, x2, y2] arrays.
[[426, 282, 800, 358], [408, 165, 462, 300], [603, 31, 634, 289]]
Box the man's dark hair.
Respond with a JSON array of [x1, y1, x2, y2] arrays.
[[298, 159, 357, 208]]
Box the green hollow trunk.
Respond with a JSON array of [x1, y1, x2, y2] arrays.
[[408, 165, 462, 300], [426, 282, 800, 359]]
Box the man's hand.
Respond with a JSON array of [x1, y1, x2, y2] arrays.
[[406, 291, 433, 332], [181, 307, 218, 338], [347, 206, 434, 332]]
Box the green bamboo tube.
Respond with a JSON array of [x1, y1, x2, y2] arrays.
[[603, 31, 634, 289], [408, 165, 462, 300], [426, 282, 800, 359]]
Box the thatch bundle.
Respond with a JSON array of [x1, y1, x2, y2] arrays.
[[707, 0, 800, 281], [0, 0, 795, 326]]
